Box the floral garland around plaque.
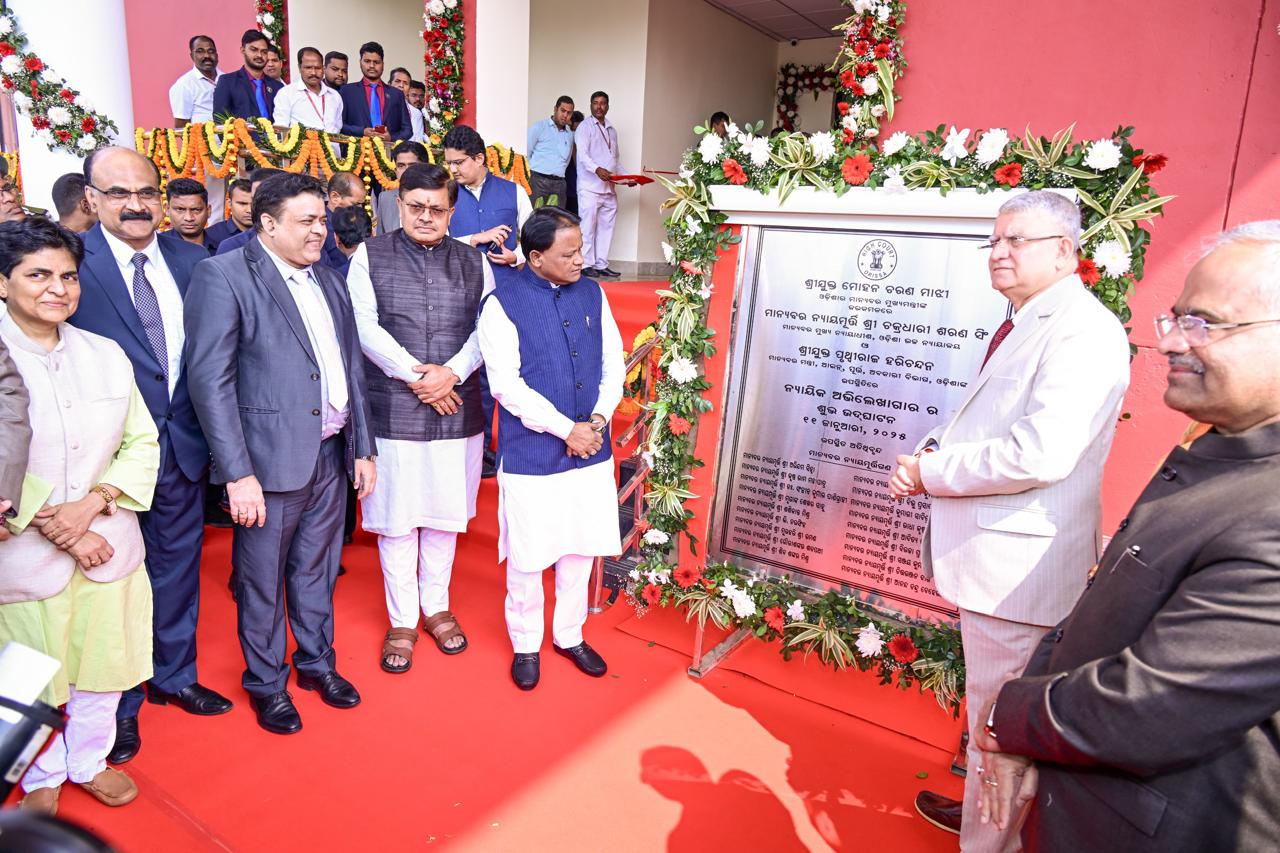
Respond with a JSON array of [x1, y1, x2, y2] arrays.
[[625, 119, 1172, 713], [0, 7, 116, 155], [422, 0, 464, 145], [255, 0, 289, 80], [775, 63, 834, 132]]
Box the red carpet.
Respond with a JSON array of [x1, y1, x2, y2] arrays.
[[15, 281, 964, 851]]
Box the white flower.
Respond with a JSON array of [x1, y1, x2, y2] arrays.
[[863, 127, 879, 138], [640, 449, 655, 468], [261, 12, 274, 25], [0, 55, 20, 75], [1084, 138, 1123, 171], [77, 95, 95, 113], [667, 356, 698, 384], [882, 165, 907, 195], [429, 116, 442, 131], [444, 0, 458, 7], [428, 97, 440, 113], [34, 128, 52, 145], [11, 92, 30, 112], [746, 135, 770, 168], [870, 104, 886, 118], [852, 0, 874, 12], [881, 130, 909, 156], [427, 0, 446, 15], [699, 282, 713, 300], [855, 624, 885, 657], [877, 4, 890, 21], [941, 126, 970, 165], [975, 127, 1010, 166], [0, 17, 13, 36], [423, 16, 433, 31], [684, 216, 700, 236], [861, 75, 879, 96], [678, 165, 694, 180], [629, 569, 641, 581], [660, 241, 674, 264], [642, 529, 670, 546], [1093, 240, 1131, 276], [841, 114, 858, 133], [719, 579, 738, 597], [698, 133, 724, 164], [46, 106, 71, 126], [76, 135, 97, 152], [808, 131, 837, 162], [724, 121, 740, 140], [786, 599, 805, 621], [729, 589, 757, 619]]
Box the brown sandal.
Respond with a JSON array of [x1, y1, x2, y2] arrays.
[[423, 611, 468, 655], [381, 627, 418, 673]]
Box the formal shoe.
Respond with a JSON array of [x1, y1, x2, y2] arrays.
[[106, 716, 140, 765], [914, 790, 961, 835], [250, 691, 303, 734], [482, 449, 498, 479], [147, 682, 233, 716], [338, 564, 348, 576], [553, 642, 608, 677], [511, 653, 540, 690], [342, 533, 353, 545], [296, 670, 361, 708], [79, 768, 138, 807], [19, 785, 60, 815], [600, 266, 622, 278], [580, 267, 599, 278]]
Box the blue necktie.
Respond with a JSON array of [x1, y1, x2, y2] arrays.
[[369, 84, 382, 126], [130, 253, 168, 380], [252, 78, 268, 118]]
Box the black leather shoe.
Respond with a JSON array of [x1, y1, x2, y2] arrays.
[[296, 670, 361, 708], [600, 267, 622, 278], [553, 642, 607, 677], [146, 682, 233, 716], [914, 790, 961, 835], [482, 449, 497, 479], [106, 716, 140, 765], [580, 267, 599, 278], [250, 691, 302, 734], [511, 653, 540, 690]]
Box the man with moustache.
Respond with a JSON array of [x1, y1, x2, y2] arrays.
[[887, 191, 1130, 849], [169, 35, 223, 128], [574, 91, 620, 278], [388, 67, 424, 143], [264, 44, 284, 83], [323, 51, 349, 91], [212, 30, 282, 122], [272, 46, 343, 134], [185, 173, 376, 734], [163, 179, 213, 253], [70, 147, 232, 764], [975, 221, 1280, 852]]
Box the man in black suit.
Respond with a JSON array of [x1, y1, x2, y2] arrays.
[[212, 30, 283, 122], [70, 147, 232, 764], [339, 41, 411, 143], [184, 173, 376, 735], [975, 221, 1280, 852]]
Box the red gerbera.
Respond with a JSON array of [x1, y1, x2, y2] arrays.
[[856, 61, 874, 78], [1077, 257, 1101, 286], [642, 583, 663, 606], [30, 115, 49, 130], [1132, 153, 1168, 175], [679, 259, 701, 277], [673, 565, 702, 589], [1, 77, 12, 90], [763, 606, 786, 633], [994, 162, 1023, 187], [722, 157, 747, 186], [874, 43, 891, 59], [842, 127, 856, 144], [854, 39, 871, 55], [842, 153, 873, 186], [837, 101, 849, 116], [80, 116, 96, 133], [0, 43, 14, 57], [24, 56, 43, 73], [887, 634, 920, 664], [54, 129, 70, 142], [667, 414, 692, 436], [59, 88, 75, 102], [849, 81, 865, 97]]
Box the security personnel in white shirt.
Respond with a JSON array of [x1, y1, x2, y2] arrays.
[[168, 35, 223, 128], [272, 47, 343, 134]]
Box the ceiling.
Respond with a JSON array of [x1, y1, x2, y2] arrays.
[[701, 0, 853, 41]]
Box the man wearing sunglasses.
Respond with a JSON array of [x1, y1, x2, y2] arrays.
[[887, 190, 1131, 849]]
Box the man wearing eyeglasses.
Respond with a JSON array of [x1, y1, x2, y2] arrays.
[[887, 190, 1130, 849], [344, 163, 493, 672], [69, 147, 233, 765], [970, 220, 1280, 851]]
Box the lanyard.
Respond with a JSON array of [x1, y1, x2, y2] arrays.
[[595, 120, 611, 151], [304, 88, 326, 122]]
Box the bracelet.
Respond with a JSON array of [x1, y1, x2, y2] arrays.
[[590, 418, 606, 434]]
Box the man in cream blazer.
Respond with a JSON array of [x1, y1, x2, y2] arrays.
[[888, 191, 1130, 851]]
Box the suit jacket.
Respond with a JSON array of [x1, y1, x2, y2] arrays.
[[204, 218, 247, 253], [993, 423, 1280, 852], [212, 67, 282, 121], [183, 235, 374, 493], [0, 337, 30, 511], [916, 274, 1130, 626], [339, 81, 411, 141], [68, 226, 210, 482], [374, 189, 399, 236]]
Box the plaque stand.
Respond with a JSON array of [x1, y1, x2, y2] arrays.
[[687, 624, 751, 678]]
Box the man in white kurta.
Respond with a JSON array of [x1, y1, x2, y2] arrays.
[[574, 91, 620, 278], [346, 163, 494, 668], [477, 207, 623, 691]]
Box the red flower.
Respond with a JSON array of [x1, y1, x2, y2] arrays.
[[679, 259, 702, 277], [702, 578, 716, 591], [1077, 257, 1101, 285], [839, 70, 855, 89], [0, 77, 12, 90], [1132, 153, 1167, 175], [54, 129, 71, 142], [59, 88, 75, 103], [667, 414, 692, 436], [722, 157, 747, 185], [855, 62, 874, 78], [674, 565, 702, 589], [842, 153, 873, 186], [874, 43, 891, 59], [849, 81, 865, 97], [30, 115, 49, 130], [0, 43, 14, 57], [80, 116, 96, 133], [842, 127, 856, 144], [854, 39, 871, 56], [24, 56, 43, 73], [887, 634, 920, 664], [642, 583, 662, 606], [763, 606, 786, 633], [994, 162, 1023, 187]]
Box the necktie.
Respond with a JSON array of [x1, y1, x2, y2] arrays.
[[130, 253, 168, 380], [252, 78, 269, 118], [369, 83, 382, 126], [292, 271, 349, 412], [981, 318, 1015, 369]]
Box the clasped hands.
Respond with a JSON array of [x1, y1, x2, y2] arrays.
[[408, 363, 462, 416], [974, 702, 1039, 831], [29, 493, 114, 570], [887, 453, 926, 499], [565, 420, 604, 460]]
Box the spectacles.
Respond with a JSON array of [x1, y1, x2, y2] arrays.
[[977, 235, 1064, 251], [91, 185, 162, 203], [442, 156, 476, 169], [402, 202, 452, 220], [1154, 313, 1280, 347]]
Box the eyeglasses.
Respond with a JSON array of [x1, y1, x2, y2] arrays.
[[1154, 313, 1280, 347], [91, 185, 163, 204], [977, 235, 1064, 251], [402, 202, 452, 220], [442, 156, 477, 169]]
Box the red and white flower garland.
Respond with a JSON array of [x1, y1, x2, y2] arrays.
[[422, 0, 464, 145], [255, 0, 289, 81], [775, 63, 834, 131], [832, 0, 906, 142]]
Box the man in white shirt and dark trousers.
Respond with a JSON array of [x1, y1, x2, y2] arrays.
[[168, 35, 223, 128], [574, 91, 620, 278], [478, 206, 624, 690], [271, 46, 342, 134]]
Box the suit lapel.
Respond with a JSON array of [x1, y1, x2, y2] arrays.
[[245, 238, 319, 367], [82, 226, 154, 358], [157, 237, 191, 298]]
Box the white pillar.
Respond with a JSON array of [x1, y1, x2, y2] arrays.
[[475, 0, 530, 151], [6, 0, 134, 212]]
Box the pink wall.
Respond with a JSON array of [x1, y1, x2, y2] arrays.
[[887, 0, 1278, 527]]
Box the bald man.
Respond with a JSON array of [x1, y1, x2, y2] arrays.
[[324, 171, 367, 269], [70, 147, 233, 766]]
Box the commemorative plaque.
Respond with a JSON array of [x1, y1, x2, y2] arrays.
[[709, 225, 1011, 622]]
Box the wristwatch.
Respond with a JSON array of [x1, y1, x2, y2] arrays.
[[984, 701, 998, 741], [357, 455, 377, 462], [95, 484, 117, 517], [590, 414, 607, 434]]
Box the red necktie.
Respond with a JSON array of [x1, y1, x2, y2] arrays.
[[981, 318, 1015, 368]]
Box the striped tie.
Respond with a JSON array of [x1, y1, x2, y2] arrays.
[[981, 318, 1014, 369], [130, 252, 168, 380]]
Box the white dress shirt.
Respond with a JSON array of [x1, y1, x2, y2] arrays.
[[575, 117, 619, 195], [450, 176, 534, 265], [272, 79, 343, 134], [100, 228, 185, 397], [408, 104, 426, 142], [168, 66, 223, 124]]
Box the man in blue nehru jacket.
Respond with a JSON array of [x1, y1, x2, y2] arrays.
[[443, 124, 533, 477], [477, 206, 623, 691]]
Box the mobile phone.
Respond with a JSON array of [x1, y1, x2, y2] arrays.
[[374, 125, 387, 134]]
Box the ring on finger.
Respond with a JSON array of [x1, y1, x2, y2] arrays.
[[983, 776, 999, 787]]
